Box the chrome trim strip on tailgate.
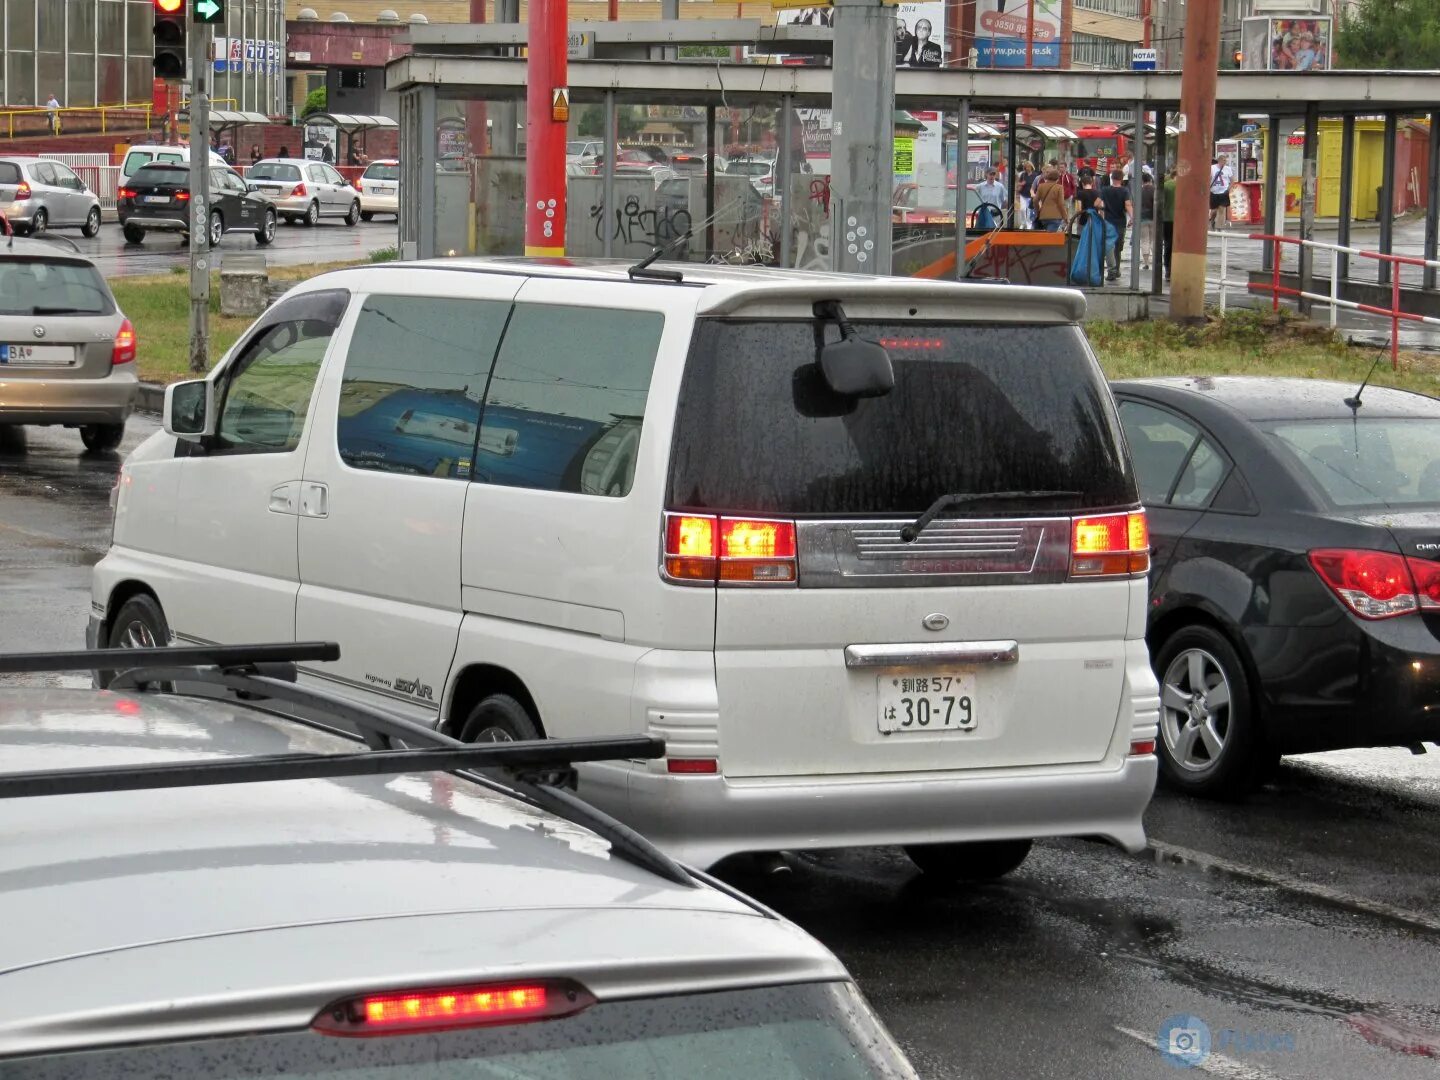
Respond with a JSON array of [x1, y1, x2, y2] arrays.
[[844, 640, 1020, 669]]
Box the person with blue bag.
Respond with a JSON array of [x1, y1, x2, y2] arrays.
[[974, 168, 1007, 230]]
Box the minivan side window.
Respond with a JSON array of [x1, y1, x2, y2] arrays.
[[336, 295, 509, 479], [476, 305, 664, 497], [213, 290, 348, 456], [121, 151, 153, 176]]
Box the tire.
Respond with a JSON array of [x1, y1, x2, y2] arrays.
[[283, 215, 297, 225], [102, 593, 172, 691], [82, 205, 102, 238], [29, 207, 47, 235], [458, 692, 541, 744], [122, 223, 146, 245], [255, 209, 276, 246], [905, 839, 1033, 881], [344, 200, 360, 226], [207, 209, 224, 248], [302, 200, 319, 227], [360, 210, 374, 222], [79, 423, 124, 453], [1154, 624, 1276, 799]]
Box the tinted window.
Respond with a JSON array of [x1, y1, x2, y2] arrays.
[[1265, 418, 1440, 508], [248, 162, 302, 182], [1172, 437, 1228, 508], [0, 259, 111, 316], [1119, 400, 1202, 503], [362, 162, 400, 181], [0, 983, 907, 1079], [30, 162, 57, 185], [336, 295, 509, 478], [0, 162, 19, 184], [214, 291, 347, 456], [670, 321, 1134, 516], [477, 305, 663, 497], [134, 165, 188, 186]]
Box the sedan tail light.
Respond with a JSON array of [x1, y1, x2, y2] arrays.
[[292, 181, 307, 197], [1308, 548, 1440, 619], [111, 318, 136, 367]]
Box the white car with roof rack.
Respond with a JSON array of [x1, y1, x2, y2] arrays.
[[0, 641, 916, 1077], [90, 256, 1159, 880]]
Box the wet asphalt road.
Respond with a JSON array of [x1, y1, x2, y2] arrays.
[[52, 215, 399, 278], [3, 420, 1440, 1078]]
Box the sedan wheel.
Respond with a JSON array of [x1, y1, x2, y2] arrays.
[[303, 201, 319, 227], [1154, 624, 1275, 799], [255, 209, 276, 246], [82, 206, 102, 238], [344, 200, 360, 226]]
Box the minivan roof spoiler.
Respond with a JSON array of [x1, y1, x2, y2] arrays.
[[696, 280, 1085, 323]]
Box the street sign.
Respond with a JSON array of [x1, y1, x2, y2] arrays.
[[193, 0, 224, 23], [566, 31, 594, 59], [1131, 47, 1157, 71]]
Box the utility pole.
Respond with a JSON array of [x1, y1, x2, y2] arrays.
[[523, 0, 567, 255], [830, 0, 894, 275], [187, 10, 214, 373], [1169, 0, 1221, 321]]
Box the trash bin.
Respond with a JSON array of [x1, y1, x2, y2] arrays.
[[1229, 181, 1264, 226]]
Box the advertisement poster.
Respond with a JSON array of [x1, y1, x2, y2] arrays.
[[975, 0, 1061, 68], [304, 119, 338, 162], [1269, 18, 1331, 70], [244, 39, 255, 74], [228, 37, 242, 74], [893, 0, 946, 68]]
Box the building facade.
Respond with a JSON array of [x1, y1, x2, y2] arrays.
[[0, 0, 284, 111]]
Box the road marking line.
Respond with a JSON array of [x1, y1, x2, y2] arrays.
[[1114, 1025, 1290, 1079], [1148, 839, 1440, 936]]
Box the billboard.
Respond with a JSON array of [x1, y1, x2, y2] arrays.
[[1241, 16, 1331, 71], [974, 0, 1061, 69]]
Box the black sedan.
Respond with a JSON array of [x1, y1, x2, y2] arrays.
[[118, 162, 276, 248], [1113, 376, 1440, 798]]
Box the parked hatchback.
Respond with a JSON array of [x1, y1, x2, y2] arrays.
[[0, 642, 916, 1077], [0, 238, 136, 452], [0, 158, 102, 238], [93, 260, 1159, 881], [357, 158, 399, 220], [118, 162, 277, 247], [1115, 376, 1440, 797], [246, 157, 361, 227]]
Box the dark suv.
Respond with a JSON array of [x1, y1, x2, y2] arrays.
[[118, 162, 277, 247]]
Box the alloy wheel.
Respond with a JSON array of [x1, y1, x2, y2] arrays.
[[118, 619, 158, 650], [1160, 647, 1233, 772]]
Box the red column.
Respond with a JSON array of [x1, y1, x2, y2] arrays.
[[1171, 0, 1221, 320], [525, 0, 568, 255], [467, 0, 488, 155]]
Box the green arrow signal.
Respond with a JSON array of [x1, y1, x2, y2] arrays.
[[194, 0, 222, 22]]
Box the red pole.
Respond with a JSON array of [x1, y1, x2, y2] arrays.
[[1025, 0, 1035, 68], [525, 0, 568, 255], [1392, 260, 1401, 369], [1169, 0, 1222, 320], [467, 0, 488, 155], [609, 0, 618, 20], [1273, 238, 1281, 312], [1141, 0, 1152, 47]]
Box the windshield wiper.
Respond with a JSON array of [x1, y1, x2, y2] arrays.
[[31, 306, 91, 315], [900, 490, 1082, 543]]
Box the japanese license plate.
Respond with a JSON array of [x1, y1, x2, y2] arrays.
[[878, 672, 977, 734], [143, 195, 169, 204], [0, 344, 73, 366]]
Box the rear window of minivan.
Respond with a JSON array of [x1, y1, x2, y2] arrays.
[[668, 320, 1135, 516]]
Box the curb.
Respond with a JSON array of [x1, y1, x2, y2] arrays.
[[136, 382, 165, 414]]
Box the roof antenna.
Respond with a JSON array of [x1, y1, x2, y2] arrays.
[[628, 230, 692, 283], [1345, 352, 1384, 411]]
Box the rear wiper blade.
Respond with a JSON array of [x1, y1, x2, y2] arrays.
[[30, 306, 88, 315], [900, 490, 1082, 543]]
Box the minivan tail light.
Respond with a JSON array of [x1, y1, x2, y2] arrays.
[[663, 513, 798, 585], [1307, 548, 1440, 619], [111, 318, 136, 367], [1070, 511, 1149, 577], [313, 980, 594, 1037], [13, 181, 30, 200]]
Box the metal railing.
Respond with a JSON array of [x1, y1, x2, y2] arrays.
[[0, 102, 154, 139], [1208, 230, 1440, 369]]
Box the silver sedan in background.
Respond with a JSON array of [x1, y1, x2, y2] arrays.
[[244, 157, 361, 227]]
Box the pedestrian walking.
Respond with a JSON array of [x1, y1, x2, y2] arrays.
[[1033, 164, 1070, 232], [1139, 169, 1156, 270], [44, 93, 60, 135], [1161, 168, 1178, 281], [1209, 154, 1233, 228], [249, 143, 263, 165], [1016, 160, 1035, 229], [1098, 170, 1133, 282]]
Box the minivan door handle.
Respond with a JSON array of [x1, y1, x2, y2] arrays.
[[268, 481, 300, 516], [300, 481, 329, 519]]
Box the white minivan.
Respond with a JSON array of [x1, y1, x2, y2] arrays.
[[91, 258, 1160, 878]]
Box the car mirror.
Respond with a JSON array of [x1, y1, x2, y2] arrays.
[[164, 379, 215, 441]]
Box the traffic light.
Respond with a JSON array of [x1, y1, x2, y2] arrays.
[[1233, 49, 1244, 65], [153, 0, 186, 80], [193, 0, 225, 24]]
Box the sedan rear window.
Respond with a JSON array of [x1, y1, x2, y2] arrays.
[[249, 163, 302, 182], [669, 319, 1135, 516], [0, 259, 111, 316], [1, 983, 911, 1079], [1264, 418, 1440, 508]]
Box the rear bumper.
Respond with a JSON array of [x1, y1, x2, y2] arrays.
[[118, 209, 187, 232], [601, 756, 1156, 869], [273, 196, 315, 215], [0, 369, 136, 425], [359, 193, 398, 213]]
